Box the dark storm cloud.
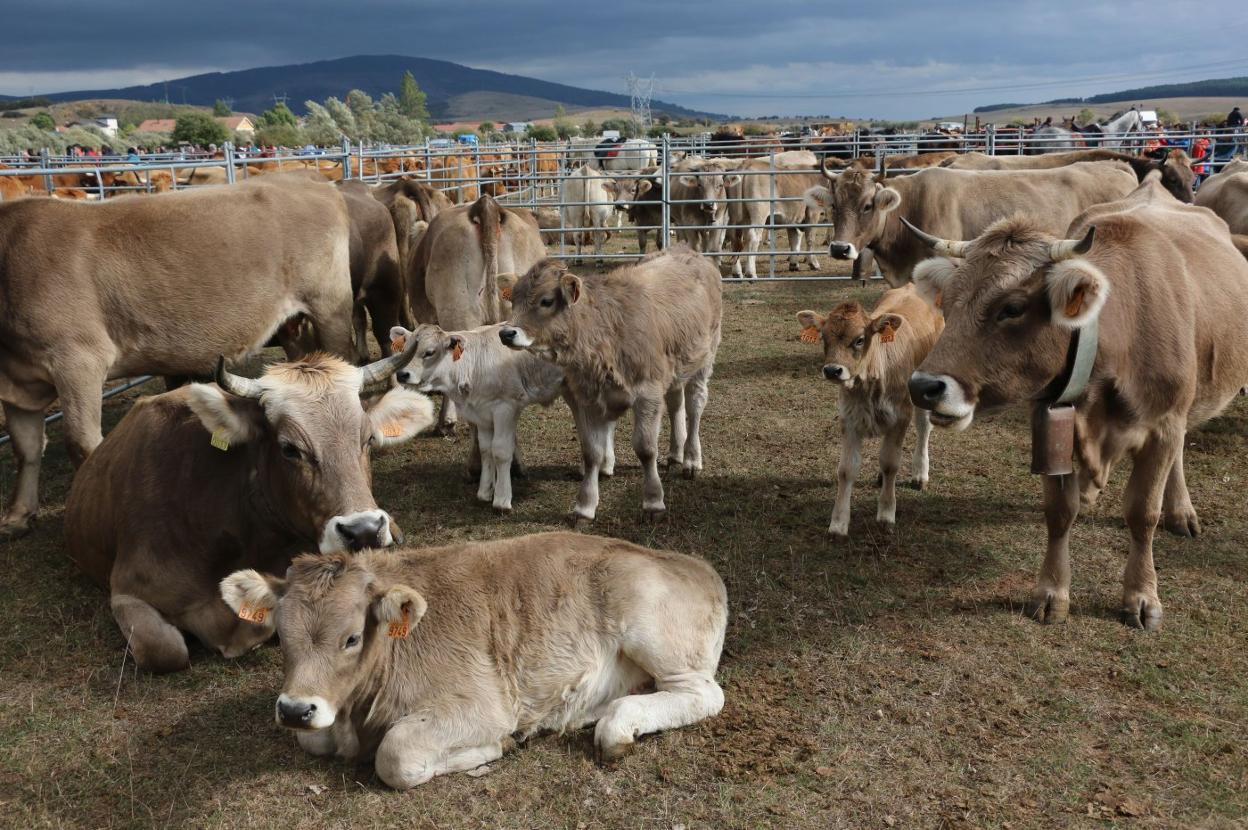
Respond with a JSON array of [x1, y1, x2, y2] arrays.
[[1, 1, 1245, 118]]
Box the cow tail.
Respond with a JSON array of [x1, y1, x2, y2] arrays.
[[469, 194, 504, 323]]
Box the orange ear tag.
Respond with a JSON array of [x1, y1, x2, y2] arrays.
[[381, 422, 403, 438], [391, 334, 407, 352], [879, 322, 895, 343], [799, 325, 820, 344], [1064, 288, 1085, 318], [452, 342, 464, 362], [934, 290, 943, 310], [499, 286, 513, 302], [238, 604, 267, 625], [387, 607, 410, 638]]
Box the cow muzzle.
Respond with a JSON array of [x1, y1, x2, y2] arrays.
[[276, 694, 336, 730], [499, 326, 532, 350], [908, 372, 974, 430], [822, 364, 850, 384], [321, 509, 393, 553], [828, 241, 859, 261]]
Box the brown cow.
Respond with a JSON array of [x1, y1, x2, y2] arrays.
[[65, 347, 435, 672], [808, 162, 1137, 286], [1194, 158, 1248, 234], [905, 177, 1248, 629], [796, 285, 943, 537], [370, 176, 453, 270], [0, 172, 356, 540], [220, 532, 727, 788], [499, 246, 722, 524], [336, 180, 410, 355]]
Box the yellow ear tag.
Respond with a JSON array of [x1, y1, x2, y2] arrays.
[[387, 607, 410, 638], [499, 286, 513, 302], [210, 429, 230, 452], [391, 334, 407, 353], [879, 322, 895, 343], [238, 604, 267, 625], [1064, 287, 1086, 319], [799, 325, 820, 344], [452, 342, 464, 362], [381, 422, 403, 438]]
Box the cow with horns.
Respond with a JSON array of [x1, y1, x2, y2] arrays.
[[64, 345, 435, 673]]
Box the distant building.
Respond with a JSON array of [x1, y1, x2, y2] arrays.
[[60, 115, 119, 137], [506, 122, 532, 134], [136, 115, 256, 137]]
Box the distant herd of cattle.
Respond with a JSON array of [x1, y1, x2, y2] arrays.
[[1, 144, 1247, 789]]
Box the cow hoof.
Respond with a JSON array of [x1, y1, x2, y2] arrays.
[[1121, 593, 1163, 631], [1163, 510, 1201, 538], [681, 465, 698, 480], [827, 524, 849, 539], [566, 512, 593, 530], [594, 739, 634, 766], [438, 423, 458, 438], [1026, 588, 1069, 625], [873, 472, 883, 488], [789, 262, 799, 272], [642, 507, 667, 523], [0, 515, 35, 543], [492, 505, 513, 515], [909, 477, 928, 491]]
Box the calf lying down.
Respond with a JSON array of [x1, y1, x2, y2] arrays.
[[797, 285, 944, 537], [221, 532, 727, 789], [391, 323, 566, 511]]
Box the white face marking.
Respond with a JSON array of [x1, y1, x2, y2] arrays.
[[276, 693, 337, 730], [501, 326, 534, 350], [829, 242, 859, 261], [318, 510, 393, 553]]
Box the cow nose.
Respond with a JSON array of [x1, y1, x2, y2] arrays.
[[277, 698, 316, 726], [908, 373, 947, 409], [829, 242, 853, 259], [336, 514, 386, 551], [396, 369, 412, 385], [823, 364, 845, 381], [499, 327, 517, 346]]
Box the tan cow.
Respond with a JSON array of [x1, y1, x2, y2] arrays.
[[796, 285, 943, 537], [0, 172, 356, 540], [905, 177, 1248, 629], [428, 155, 480, 203], [808, 162, 1137, 286], [370, 177, 453, 272], [66, 347, 435, 672], [220, 532, 727, 788], [336, 180, 410, 355], [1194, 158, 1248, 235], [499, 246, 722, 524], [727, 159, 824, 277], [670, 157, 741, 265], [944, 149, 1196, 202]]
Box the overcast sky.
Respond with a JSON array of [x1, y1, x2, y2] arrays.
[[1, 1, 1246, 119]]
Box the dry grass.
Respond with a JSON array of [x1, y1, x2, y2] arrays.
[[1, 261, 1247, 829]]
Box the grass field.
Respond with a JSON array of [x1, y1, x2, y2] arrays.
[[1, 262, 1247, 828]]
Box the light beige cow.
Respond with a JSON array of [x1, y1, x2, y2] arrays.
[[1194, 158, 1248, 235]]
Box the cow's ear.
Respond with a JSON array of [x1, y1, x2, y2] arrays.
[[912, 257, 958, 309], [724, 173, 742, 188], [678, 174, 697, 187], [874, 187, 901, 214], [601, 178, 617, 194], [803, 185, 831, 210], [636, 180, 653, 196], [371, 584, 428, 638], [186, 383, 262, 446], [366, 388, 436, 447], [1047, 259, 1110, 329], [869, 313, 905, 339], [560, 272, 582, 305], [796, 310, 824, 343], [388, 325, 413, 353], [220, 569, 285, 625], [496, 272, 518, 302]]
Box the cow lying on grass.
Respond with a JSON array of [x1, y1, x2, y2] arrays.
[[499, 246, 722, 525], [906, 175, 1248, 629], [220, 532, 727, 789], [797, 285, 944, 537], [390, 323, 565, 512], [65, 345, 434, 673]]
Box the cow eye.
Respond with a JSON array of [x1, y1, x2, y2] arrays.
[[344, 633, 361, 649], [280, 441, 302, 461], [539, 296, 555, 308], [422, 349, 435, 358], [861, 203, 873, 213], [997, 302, 1027, 322], [852, 336, 865, 349]]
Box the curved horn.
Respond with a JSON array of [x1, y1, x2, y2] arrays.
[[900, 217, 969, 258], [357, 329, 422, 395], [1048, 226, 1096, 261], [215, 356, 264, 399], [876, 156, 888, 184], [820, 159, 840, 181]]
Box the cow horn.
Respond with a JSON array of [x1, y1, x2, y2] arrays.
[[357, 329, 422, 395], [820, 159, 840, 181], [1048, 227, 1096, 261], [876, 157, 888, 184], [900, 217, 969, 258], [215, 356, 264, 399]]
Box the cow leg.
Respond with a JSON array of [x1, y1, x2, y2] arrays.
[[375, 714, 509, 790], [805, 225, 821, 270], [788, 227, 803, 272], [437, 396, 459, 436], [489, 407, 519, 512], [351, 301, 370, 359], [1029, 471, 1080, 624], [632, 396, 666, 518], [0, 402, 46, 540], [602, 420, 617, 478], [110, 593, 189, 674], [876, 419, 907, 528], [1161, 443, 1200, 538], [828, 423, 862, 538], [637, 228, 649, 255], [55, 363, 109, 468], [308, 299, 360, 363], [664, 384, 687, 469], [594, 671, 724, 764], [682, 369, 711, 479], [571, 408, 609, 525], [1119, 424, 1181, 630], [475, 420, 496, 504], [745, 226, 762, 278], [910, 408, 931, 490]]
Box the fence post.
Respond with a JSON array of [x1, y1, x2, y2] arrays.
[[341, 136, 352, 180], [660, 134, 670, 252], [40, 147, 53, 194], [767, 146, 777, 278], [986, 124, 996, 155], [224, 141, 236, 184]]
